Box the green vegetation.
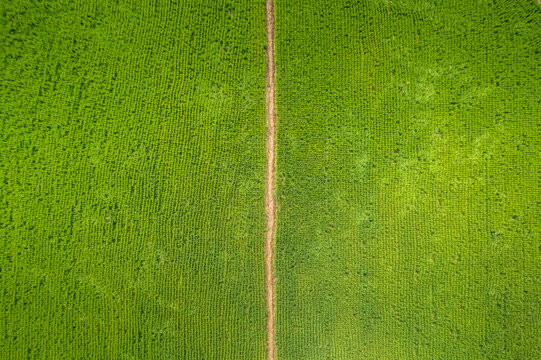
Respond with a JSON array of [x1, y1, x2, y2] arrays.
[[0, 0, 267, 358], [274, 0, 541, 359], [2, 0, 540, 359]]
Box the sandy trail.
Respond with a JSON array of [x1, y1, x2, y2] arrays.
[[264, 0, 277, 359]]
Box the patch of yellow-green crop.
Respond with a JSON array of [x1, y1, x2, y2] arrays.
[[275, 0, 541, 359]]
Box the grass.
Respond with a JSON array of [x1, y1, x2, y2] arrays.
[[0, 0, 267, 358], [274, 0, 541, 359]]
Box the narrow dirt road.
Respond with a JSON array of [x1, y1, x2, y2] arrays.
[[264, 0, 277, 359]]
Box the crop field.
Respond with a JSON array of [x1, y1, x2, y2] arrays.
[[2, 0, 541, 359], [275, 0, 540, 359], [1, 0, 267, 358]]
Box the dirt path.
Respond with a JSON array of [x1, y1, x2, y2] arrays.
[[264, 0, 277, 359]]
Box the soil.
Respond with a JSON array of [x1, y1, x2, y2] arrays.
[[265, 0, 277, 359]]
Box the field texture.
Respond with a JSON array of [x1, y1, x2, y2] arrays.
[[275, 0, 540, 359], [1, 1, 267, 358]]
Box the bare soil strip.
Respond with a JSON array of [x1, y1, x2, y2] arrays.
[[264, 0, 277, 359]]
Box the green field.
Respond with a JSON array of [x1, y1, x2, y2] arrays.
[[2, 0, 541, 359], [275, 0, 541, 359], [1, 1, 267, 358]]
